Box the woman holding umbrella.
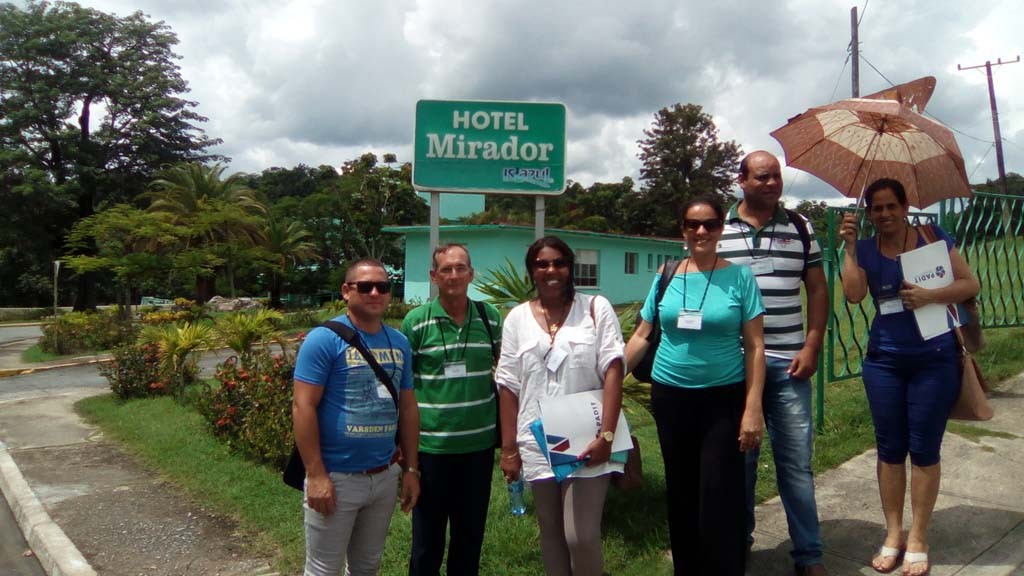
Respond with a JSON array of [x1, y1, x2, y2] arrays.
[[839, 178, 979, 576]]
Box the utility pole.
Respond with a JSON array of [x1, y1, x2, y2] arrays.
[[958, 56, 1020, 195], [850, 6, 859, 97]]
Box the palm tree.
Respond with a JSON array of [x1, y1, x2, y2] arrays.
[[263, 217, 319, 308], [145, 163, 267, 301], [214, 309, 284, 368]]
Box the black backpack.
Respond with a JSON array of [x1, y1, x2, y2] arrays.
[[631, 259, 681, 383]]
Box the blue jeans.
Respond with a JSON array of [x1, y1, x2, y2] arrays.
[[862, 343, 959, 466], [745, 357, 823, 567]]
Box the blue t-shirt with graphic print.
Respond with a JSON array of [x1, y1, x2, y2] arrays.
[[294, 315, 413, 473]]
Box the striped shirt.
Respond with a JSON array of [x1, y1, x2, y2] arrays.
[[720, 202, 822, 359], [401, 298, 502, 454]]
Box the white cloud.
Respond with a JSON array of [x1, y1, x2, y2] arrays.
[[69, 0, 1022, 201]]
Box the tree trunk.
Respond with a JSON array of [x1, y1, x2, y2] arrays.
[[270, 271, 283, 309]]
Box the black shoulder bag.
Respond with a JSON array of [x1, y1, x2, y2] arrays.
[[283, 321, 399, 491], [472, 300, 503, 448], [631, 259, 680, 383]]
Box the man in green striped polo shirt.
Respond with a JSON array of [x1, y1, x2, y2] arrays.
[[721, 151, 829, 576], [402, 243, 503, 576]]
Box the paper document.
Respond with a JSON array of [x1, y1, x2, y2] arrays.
[[899, 240, 953, 340], [538, 389, 633, 467]]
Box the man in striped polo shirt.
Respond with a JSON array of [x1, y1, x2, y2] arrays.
[[721, 151, 829, 576], [401, 243, 503, 576]]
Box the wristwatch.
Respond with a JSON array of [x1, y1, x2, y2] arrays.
[[600, 430, 615, 443]]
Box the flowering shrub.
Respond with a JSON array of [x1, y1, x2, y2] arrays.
[[99, 343, 170, 400], [196, 348, 296, 466], [41, 310, 137, 355], [141, 310, 194, 324]]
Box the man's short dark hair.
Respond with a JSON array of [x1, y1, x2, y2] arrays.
[[344, 258, 387, 282], [431, 243, 472, 271]]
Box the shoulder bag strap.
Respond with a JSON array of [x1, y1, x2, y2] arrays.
[[784, 208, 811, 279], [648, 259, 680, 341], [472, 300, 498, 362], [319, 321, 398, 409]]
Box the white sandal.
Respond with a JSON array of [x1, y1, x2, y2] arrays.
[[872, 545, 903, 574], [901, 551, 930, 576]]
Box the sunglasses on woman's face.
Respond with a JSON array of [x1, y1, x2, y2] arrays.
[[682, 218, 724, 232], [534, 258, 569, 270], [345, 281, 392, 294]]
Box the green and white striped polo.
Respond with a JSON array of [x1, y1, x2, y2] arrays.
[[401, 298, 503, 454]]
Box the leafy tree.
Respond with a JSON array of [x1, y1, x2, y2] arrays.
[[64, 204, 187, 318], [793, 199, 829, 239], [144, 163, 265, 301], [0, 1, 221, 308], [636, 103, 742, 236], [260, 217, 319, 308]]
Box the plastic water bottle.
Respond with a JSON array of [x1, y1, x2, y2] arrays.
[[508, 478, 526, 516]]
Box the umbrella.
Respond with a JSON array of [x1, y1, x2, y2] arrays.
[[862, 76, 936, 113], [770, 96, 971, 208]]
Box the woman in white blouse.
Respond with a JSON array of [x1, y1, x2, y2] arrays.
[[495, 235, 626, 576]]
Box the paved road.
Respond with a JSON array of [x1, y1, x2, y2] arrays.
[[0, 326, 43, 347]]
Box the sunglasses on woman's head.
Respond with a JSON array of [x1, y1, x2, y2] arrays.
[[345, 281, 392, 294], [683, 218, 724, 232], [534, 258, 569, 270]]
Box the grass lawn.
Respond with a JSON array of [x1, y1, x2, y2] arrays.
[[21, 344, 67, 363], [76, 326, 1024, 575]]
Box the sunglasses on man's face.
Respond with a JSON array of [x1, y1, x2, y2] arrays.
[[345, 281, 392, 294], [682, 218, 724, 232], [534, 258, 569, 270]]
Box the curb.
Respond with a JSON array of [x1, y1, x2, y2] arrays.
[[0, 442, 96, 576], [0, 356, 112, 379]]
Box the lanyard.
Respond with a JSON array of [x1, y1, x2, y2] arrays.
[[347, 314, 397, 384], [877, 225, 910, 257], [435, 303, 473, 363], [739, 220, 776, 260], [680, 256, 718, 312]]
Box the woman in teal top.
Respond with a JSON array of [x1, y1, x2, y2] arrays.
[[626, 195, 766, 576]]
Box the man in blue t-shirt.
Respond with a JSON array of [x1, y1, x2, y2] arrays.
[[293, 258, 420, 576]]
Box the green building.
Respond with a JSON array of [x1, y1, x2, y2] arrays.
[[381, 224, 683, 305]]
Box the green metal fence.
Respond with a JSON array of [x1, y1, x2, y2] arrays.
[[814, 191, 1024, 429]]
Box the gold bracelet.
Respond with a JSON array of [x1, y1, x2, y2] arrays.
[[501, 452, 520, 460]]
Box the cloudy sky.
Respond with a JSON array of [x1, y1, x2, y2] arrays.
[[70, 0, 1024, 204]]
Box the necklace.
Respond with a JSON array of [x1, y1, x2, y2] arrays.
[[876, 224, 911, 257], [540, 300, 569, 343]]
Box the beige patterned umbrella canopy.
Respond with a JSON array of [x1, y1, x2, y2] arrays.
[[770, 97, 971, 208]]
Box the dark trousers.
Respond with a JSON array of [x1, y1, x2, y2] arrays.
[[651, 381, 747, 576], [409, 448, 494, 576]]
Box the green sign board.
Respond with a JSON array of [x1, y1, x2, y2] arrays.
[[413, 99, 567, 195]]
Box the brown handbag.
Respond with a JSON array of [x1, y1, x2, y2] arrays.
[[610, 434, 644, 490], [948, 324, 994, 422]]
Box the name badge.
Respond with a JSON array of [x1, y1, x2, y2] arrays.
[[677, 310, 703, 330], [377, 384, 392, 399], [750, 258, 775, 275], [443, 361, 467, 378], [546, 347, 568, 371], [878, 297, 904, 315]]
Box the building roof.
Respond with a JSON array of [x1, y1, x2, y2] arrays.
[[380, 223, 681, 244]]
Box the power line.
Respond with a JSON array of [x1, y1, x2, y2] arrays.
[[829, 54, 851, 102], [968, 143, 994, 180], [858, 53, 897, 90], [858, 52, 994, 145]]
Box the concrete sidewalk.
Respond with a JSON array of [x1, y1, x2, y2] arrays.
[[748, 373, 1024, 575], [1, 361, 1022, 575]]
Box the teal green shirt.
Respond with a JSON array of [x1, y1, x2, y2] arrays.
[[401, 298, 502, 454], [641, 263, 764, 388]]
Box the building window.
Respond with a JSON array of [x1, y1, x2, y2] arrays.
[[625, 252, 638, 275], [575, 249, 599, 287], [647, 253, 654, 272]]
